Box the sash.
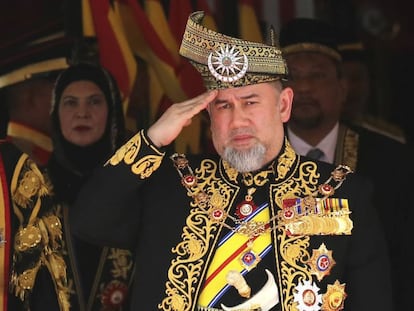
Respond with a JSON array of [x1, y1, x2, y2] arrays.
[[0, 153, 11, 309], [198, 203, 271, 307]]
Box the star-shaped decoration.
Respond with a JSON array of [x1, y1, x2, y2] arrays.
[[322, 280, 347, 311], [307, 243, 336, 281]]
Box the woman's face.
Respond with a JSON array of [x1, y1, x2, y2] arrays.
[[58, 80, 109, 146]]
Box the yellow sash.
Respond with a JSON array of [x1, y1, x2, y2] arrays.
[[198, 204, 271, 307]]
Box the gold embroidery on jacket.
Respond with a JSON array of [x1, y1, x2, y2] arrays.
[[159, 159, 237, 311], [108, 248, 134, 279], [107, 130, 164, 179], [13, 160, 49, 208], [10, 156, 70, 310], [222, 160, 238, 183], [272, 161, 321, 310], [107, 132, 142, 166], [336, 124, 358, 171], [164, 141, 350, 310], [40, 214, 62, 249], [276, 139, 297, 180], [131, 155, 162, 178]]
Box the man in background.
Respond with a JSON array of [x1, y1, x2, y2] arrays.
[[0, 35, 74, 167], [279, 17, 412, 311], [1, 76, 56, 166]]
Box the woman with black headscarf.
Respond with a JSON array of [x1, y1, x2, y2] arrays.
[[31, 63, 134, 311]]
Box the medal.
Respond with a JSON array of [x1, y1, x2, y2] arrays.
[[319, 183, 335, 196], [322, 280, 347, 311], [307, 243, 336, 281], [101, 280, 128, 308], [294, 280, 322, 311], [235, 188, 257, 219], [240, 248, 261, 270]]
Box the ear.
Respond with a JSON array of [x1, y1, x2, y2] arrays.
[[279, 87, 293, 123]]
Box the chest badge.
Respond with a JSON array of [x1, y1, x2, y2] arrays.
[[307, 243, 336, 281]]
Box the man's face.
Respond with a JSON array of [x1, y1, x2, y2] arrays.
[[208, 82, 292, 171], [284, 52, 346, 130]]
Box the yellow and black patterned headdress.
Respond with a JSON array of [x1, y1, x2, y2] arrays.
[[179, 11, 288, 90]]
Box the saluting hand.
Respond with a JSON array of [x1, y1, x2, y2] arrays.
[[147, 90, 218, 148]]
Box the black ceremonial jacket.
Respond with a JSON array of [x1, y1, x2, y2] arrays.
[[331, 122, 413, 311], [29, 156, 135, 311], [71, 130, 392, 311], [0, 140, 62, 310]]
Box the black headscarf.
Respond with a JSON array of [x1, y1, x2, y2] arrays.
[[47, 62, 126, 203]]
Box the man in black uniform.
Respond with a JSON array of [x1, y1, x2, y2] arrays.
[[279, 17, 412, 311], [72, 11, 393, 311]]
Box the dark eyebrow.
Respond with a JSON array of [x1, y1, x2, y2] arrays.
[[214, 93, 259, 104]]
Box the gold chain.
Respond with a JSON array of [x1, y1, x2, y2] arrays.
[[171, 153, 353, 238]]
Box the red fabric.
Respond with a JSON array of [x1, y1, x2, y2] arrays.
[[118, 0, 188, 109], [121, 0, 177, 66], [32, 146, 52, 167], [0, 153, 11, 310], [89, 0, 131, 100], [168, 0, 194, 43], [168, 0, 205, 100]]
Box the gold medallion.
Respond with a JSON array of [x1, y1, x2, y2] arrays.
[[322, 280, 347, 311]]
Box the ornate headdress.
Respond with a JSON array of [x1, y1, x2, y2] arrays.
[[179, 11, 288, 90]]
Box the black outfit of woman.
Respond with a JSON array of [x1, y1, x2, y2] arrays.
[[30, 63, 134, 311]]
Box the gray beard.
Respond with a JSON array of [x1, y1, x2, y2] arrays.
[[223, 143, 266, 173]]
